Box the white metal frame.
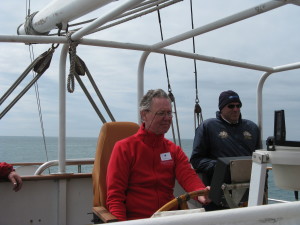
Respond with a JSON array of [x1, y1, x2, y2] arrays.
[[0, 0, 299, 179], [1, 0, 300, 175], [1, 0, 300, 224]]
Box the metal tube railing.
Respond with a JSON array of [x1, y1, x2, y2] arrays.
[[34, 158, 94, 175]]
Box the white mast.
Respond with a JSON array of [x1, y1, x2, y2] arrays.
[[17, 0, 117, 35]]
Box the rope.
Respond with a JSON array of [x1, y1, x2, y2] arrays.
[[189, 0, 198, 101], [84, 62, 116, 122], [189, 0, 203, 130], [68, 54, 116, 123], [73, 72, 107, 123], [156, 4, 181, 147], [67, 33, 79, 93], [0, 48, 54, 119], [29, 44, 50, 170], [194, 102, 203, 130], [65, 31, 116, 122], [22, 11, 50, 35], [168, 92, 181, 147], [72, 55, 112, 123], [156, 9, 171, 90], [26, 0, 31, 17], [64, 0, 183, 36]]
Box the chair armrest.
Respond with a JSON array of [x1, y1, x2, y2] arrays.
[[93, 206, 118, 223]]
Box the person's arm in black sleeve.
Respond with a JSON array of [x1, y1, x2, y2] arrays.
[[251, 123, 262, 151], [255, 125, 262, 150], [190, 124, 216, 183]]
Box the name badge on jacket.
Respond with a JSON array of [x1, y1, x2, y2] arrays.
[[160, 152, 172, 161]]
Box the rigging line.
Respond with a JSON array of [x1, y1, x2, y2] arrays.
[[68, 0, 179, 28], [69, 0, 173, 27], [26, 0, 30, 17], [169, 93, 181, 147], [189, 0, 203, 130], [189, 0, 199, 101], [25, 0, 49, 170], [156, 8, 171, 91], [62, 0, 182, 37], [29, 43, 50, 167], [67, 33, 79, 93], [2, 52, 49, 105], [66, 42, 114, 122], [156, 5, 181, 147], [73, 55, 114, 122], [73, 72, 107, 123], [189, 0, 198, 101], [84, 63, 116, 122]]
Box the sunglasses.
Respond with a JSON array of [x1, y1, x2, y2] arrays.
[[227, 104, 242, 109]]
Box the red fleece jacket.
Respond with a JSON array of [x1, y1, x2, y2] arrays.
[[0, 162, 14, 178], [106, 124, 205, 221]]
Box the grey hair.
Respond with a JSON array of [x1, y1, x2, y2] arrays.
[[139, 89, 170, 113]]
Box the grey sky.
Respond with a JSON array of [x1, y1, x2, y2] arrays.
[[1, 0, 300, 143]]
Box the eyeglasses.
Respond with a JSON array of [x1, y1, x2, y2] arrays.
[[227, 104, 242, 109], [150, 110, 173, 118]]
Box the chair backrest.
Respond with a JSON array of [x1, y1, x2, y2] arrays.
[[92, 121, 140, 207]]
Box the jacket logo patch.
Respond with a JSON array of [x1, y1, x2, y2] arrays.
[[218, 131, 228, 139], [243, 131, 252, 140]]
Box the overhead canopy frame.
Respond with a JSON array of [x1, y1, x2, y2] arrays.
[[1, 0, 300, 173]]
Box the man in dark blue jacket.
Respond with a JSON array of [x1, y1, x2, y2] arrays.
[[190, 90, 261, 210]]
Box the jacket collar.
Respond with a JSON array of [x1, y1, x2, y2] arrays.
[[216, 111, 242, 125], [137, 123, 164, 147]]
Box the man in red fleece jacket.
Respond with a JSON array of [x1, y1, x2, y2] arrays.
[[106, 89, 210, 221], [0, 162, 22, 191]]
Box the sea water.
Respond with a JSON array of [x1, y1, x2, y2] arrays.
[[0, 136, 297, 202]]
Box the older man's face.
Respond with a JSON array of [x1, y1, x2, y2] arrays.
[[142, 97, 172, 135], [221, 102, 241, 123]]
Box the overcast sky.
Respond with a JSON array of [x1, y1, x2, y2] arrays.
[[1, 0, 300, 143]]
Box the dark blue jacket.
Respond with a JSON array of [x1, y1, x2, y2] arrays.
[[190, 111, 261, 184]]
